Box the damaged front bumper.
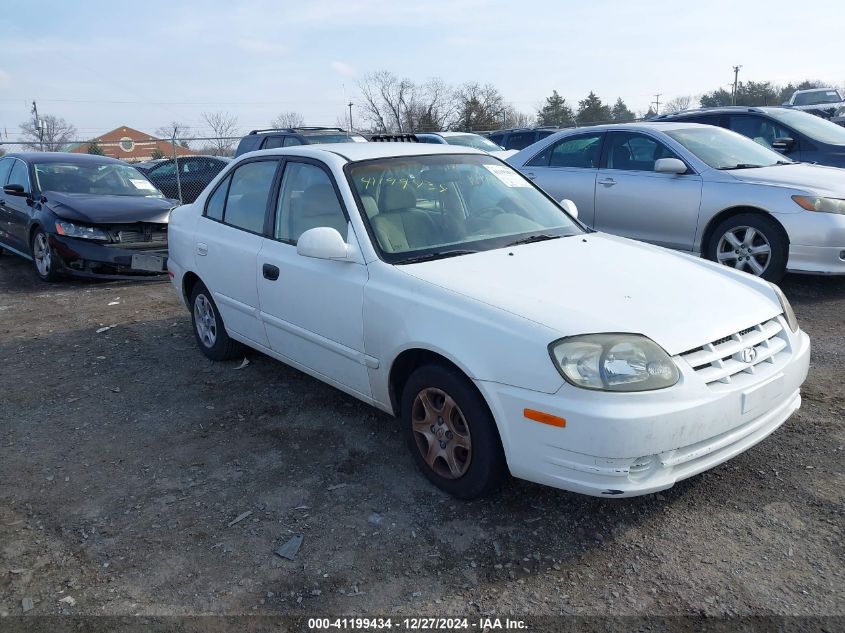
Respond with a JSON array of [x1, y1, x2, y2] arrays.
[[49, 233, 168, 280]]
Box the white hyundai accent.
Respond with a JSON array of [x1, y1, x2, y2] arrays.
[[167, 143, 810, 499]]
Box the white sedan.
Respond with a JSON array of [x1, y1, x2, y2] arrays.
[[167, 143, 810, 499]]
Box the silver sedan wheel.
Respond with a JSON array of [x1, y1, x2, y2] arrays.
[[715, 226, 771, 276], [193, 294, 217, 348], [33, 233, 51, 277]]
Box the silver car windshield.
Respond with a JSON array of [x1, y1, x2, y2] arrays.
[[665, 127, 790, 170], [348, 154, 582, 263], [767, 108, 845, 145], [444, 134, 505, 151]]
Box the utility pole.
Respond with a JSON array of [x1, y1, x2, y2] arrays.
[[652, 93, 662, 115], [347, 102, 353, 135], [31, 100, 44, 151], [732, 65, 742, 105]]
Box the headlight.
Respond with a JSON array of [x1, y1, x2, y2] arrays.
[[549, 334, 680, 392], [55, 221, 110, 241], [770, 283, 799, 333], [791, 195, 845, 215]]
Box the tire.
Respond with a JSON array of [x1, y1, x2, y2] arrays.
[[705, 213, 788, 282], [401, 364, 507, 499], [30, 228, 62, 282], [189, 281, 240, 361]]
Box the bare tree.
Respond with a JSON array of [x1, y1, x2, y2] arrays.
[[452, 82, 506, 131], [503, 106, 534, 129], [201, 111, 239, 156], [663, 95, 694, 113], [270, 111, 305, 129], [357, 70, 416, 132], [19, 114, 77, 151], [155, 121, 192, 149]]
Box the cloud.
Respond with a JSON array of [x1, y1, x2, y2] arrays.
[[331, 61, 355, 77]]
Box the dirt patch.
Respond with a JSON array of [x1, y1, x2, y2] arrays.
[[0, 254, 843, 619]]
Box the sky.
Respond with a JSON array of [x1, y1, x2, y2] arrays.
[[1, 0, 843, 144]]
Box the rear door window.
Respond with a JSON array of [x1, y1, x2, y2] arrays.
[[0, 158, 13, 185], [506, 132, 535, 150], [604, 132, 681, 171], [527, 133, 603, 168], [221, 160, 279, 233]]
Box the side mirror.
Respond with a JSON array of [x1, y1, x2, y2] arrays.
[[772, 137, 795, 152], [3, 183, 29, 197], [296, 226, 350, 261], [559, 198, 578, 219], [654, 158, 688, 174]]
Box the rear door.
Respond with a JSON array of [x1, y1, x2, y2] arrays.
[[257, 159, 371, 396], [593, 131, 702, 250], [192, 158, 280, 348], [519, 132, 604, 227]]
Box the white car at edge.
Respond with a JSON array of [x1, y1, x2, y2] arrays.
[[167, 142, 810, 499]]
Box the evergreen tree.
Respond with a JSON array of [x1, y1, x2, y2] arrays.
[[576, 92, 612, 125], [87, 142, 104, 155], [611, 98, 635, 122], [536, 90, 575, 127]]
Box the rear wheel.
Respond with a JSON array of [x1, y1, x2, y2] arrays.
[[31, 229, 62, 282], [401, 364, 507, 499], [706, 213, 787, 282], [190, 281, 240, 361]]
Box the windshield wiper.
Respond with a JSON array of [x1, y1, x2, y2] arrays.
[[505, 234, 563, 247], [396, 249, 478, 264], [717, 163, 765, 170]]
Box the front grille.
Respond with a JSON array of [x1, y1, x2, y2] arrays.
[[108, 223, 167, 245], [679, 317, 788, 386]]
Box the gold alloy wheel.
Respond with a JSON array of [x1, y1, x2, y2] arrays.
[[411, 387, 472, 479]]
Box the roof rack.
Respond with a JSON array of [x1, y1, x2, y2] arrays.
[[370, 134, 420, 143], [247, 126, 346, 135], [652, 106, 766, 119]]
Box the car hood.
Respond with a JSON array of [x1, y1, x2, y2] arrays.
[[725, 162, 845, 195], [42, 191, 177, 224], [398, 233, 781, 356]]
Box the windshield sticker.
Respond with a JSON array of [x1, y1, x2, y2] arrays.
[[130, 179, 157, 191], [483, 164, 529, 187]]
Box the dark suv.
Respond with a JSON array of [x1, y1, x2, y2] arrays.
[[487, 127, 560, 151], [235, 127, 367, 157], [653, 106, 845, 168]]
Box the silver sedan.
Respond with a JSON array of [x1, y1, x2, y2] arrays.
[[507, 122, 845, 281]]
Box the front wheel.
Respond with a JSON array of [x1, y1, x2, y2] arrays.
[[190, 281, 241, 361], [706, 213, 788, 282], [401, 364, 507, 499], [31, 229, 62, 282]]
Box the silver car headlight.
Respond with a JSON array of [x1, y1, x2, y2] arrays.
[[770, 283, 799, 333], [792, 195, 845, 215], [549, 334, 680, 392], [55, 221, 110, 241]]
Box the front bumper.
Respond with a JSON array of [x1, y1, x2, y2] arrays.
[[476, 327, 810, 497], [787, 244, 845, 275], [50, 234, 168, 279]]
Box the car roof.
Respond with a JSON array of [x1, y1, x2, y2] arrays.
[[542, 121, 711, 136], [4, 151, 127, 164], [793, 88, 838, 94], [655, 106, 795, 119], [246, 142, 485, 163]]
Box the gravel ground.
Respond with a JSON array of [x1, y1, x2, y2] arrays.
[[0, 253, 843, 624]]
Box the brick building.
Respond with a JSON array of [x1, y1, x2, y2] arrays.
[[70, 126, 196, 162]]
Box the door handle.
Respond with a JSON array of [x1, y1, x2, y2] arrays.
[[262, 263, 280, 281], [196, 242, 208, 256], [598, 178, 617, 186], [525, 172, 536, 180]]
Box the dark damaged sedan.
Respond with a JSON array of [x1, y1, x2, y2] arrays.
[[0, 152, 177, 281]]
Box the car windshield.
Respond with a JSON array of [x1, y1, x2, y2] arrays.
[[793, 90, 842, 106], [347, 154, 582, 263], [33, 162, 164, 197], [767, 108, 845, 145], [444, 134, 504, 151], [303, 133, 361, 144], [664, 127, 789, 169]]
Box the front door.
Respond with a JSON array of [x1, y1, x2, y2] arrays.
[[3, 158, 35, 253], [257, 159, 371, 397], [594, 131, 703, 250], [193, 158, 280, 348]]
